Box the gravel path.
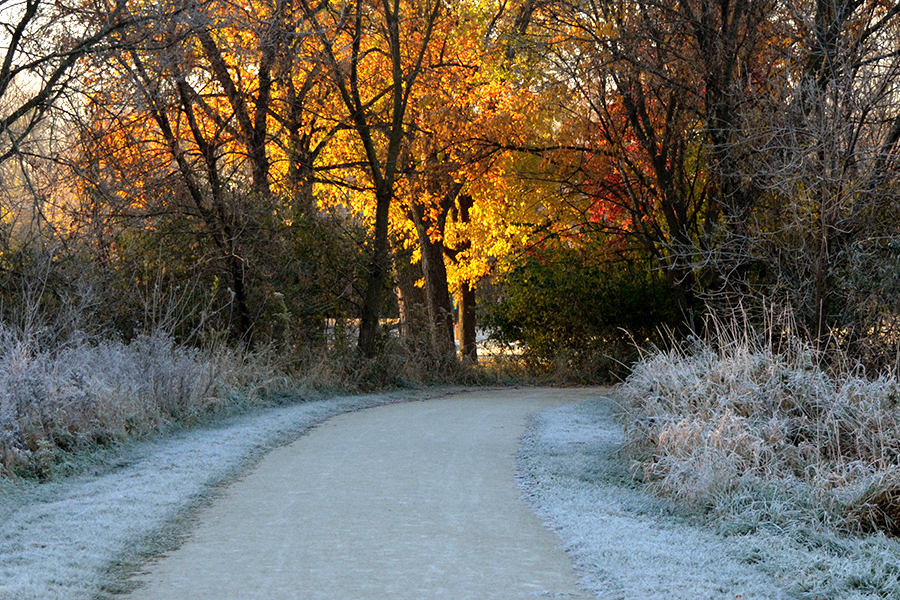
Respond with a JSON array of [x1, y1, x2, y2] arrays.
[[3, 387, 794, 599], [123, 388, 594, 600]]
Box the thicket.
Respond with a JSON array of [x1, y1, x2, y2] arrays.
[[484, 244, 678, 381], [619, 314, 900, 543], [0, 330, 258, 478]]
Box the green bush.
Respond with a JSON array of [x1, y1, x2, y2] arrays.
[[484, 245, 678, 381]]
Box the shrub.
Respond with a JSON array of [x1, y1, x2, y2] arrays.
[[618, 324, 900, 536], [0, 328, 288, 478], [484, 245, 678, 381]]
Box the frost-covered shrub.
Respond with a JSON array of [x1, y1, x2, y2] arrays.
[[619, 334, 900, 533], [0, 328, 284, 478]]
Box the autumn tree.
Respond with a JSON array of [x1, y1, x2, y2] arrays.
[[84, 4, 265, 340], [298, 0, 448, 357], [0, 0, 180, 341], [392, 7, 503, 359], [62, 0, 369, 345], [387, 0, 561, 360], [494, 0, 773, 332], [0, 0, 149, 163]]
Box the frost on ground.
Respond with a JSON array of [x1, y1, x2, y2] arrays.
[[9, 386, 898, 600], [617, 337, 900, 599], [519, 395, 900, 600], [0, 390, 435, 600], [517, 395, 790, 600]]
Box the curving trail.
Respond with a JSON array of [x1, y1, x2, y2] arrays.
[[124, 388, 597, 600]]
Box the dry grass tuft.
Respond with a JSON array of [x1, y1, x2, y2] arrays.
[[848, 475, 900, 536], [619, 319, 900, 538], [0, 329, 291, 478]]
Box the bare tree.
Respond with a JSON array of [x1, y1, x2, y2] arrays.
[[0, 0, 149, 164], [59, 0, 369, 345], [731, 0, 900, 354]]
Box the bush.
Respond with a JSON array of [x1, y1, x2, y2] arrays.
[[484, 245, 678, 381], [0, 328, 289, 478], [618, 323, 900, 537]]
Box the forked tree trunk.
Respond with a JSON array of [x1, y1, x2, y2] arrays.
[[393, 245, 429, 343]]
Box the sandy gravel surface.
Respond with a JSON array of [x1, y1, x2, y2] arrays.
[[124, 388, 595, 600], [0, 389, 432, 600]]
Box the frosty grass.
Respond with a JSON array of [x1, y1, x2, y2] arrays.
[[519, 394, 900, 600]]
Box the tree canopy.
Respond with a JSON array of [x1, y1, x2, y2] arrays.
[[3, 0, 900, 374]]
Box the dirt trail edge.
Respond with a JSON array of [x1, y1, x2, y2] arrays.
[[123, 388, 595, 600]]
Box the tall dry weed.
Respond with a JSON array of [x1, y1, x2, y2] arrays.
[[0, 328, 288, 478], [619, 320, 900, 535]]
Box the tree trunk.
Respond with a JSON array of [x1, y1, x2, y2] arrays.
[[409, 197, 456, 357], [228, 252, 254, 343], [358, 192, 392, 357], [457, 281, 477, 361], [665, 263, 699, 334], [452, 192, 477, 361], [812, 189, 834, 349], [288, 138, 317, 217], [392, 243, 429, 343], [417, 223, 456, 356]]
